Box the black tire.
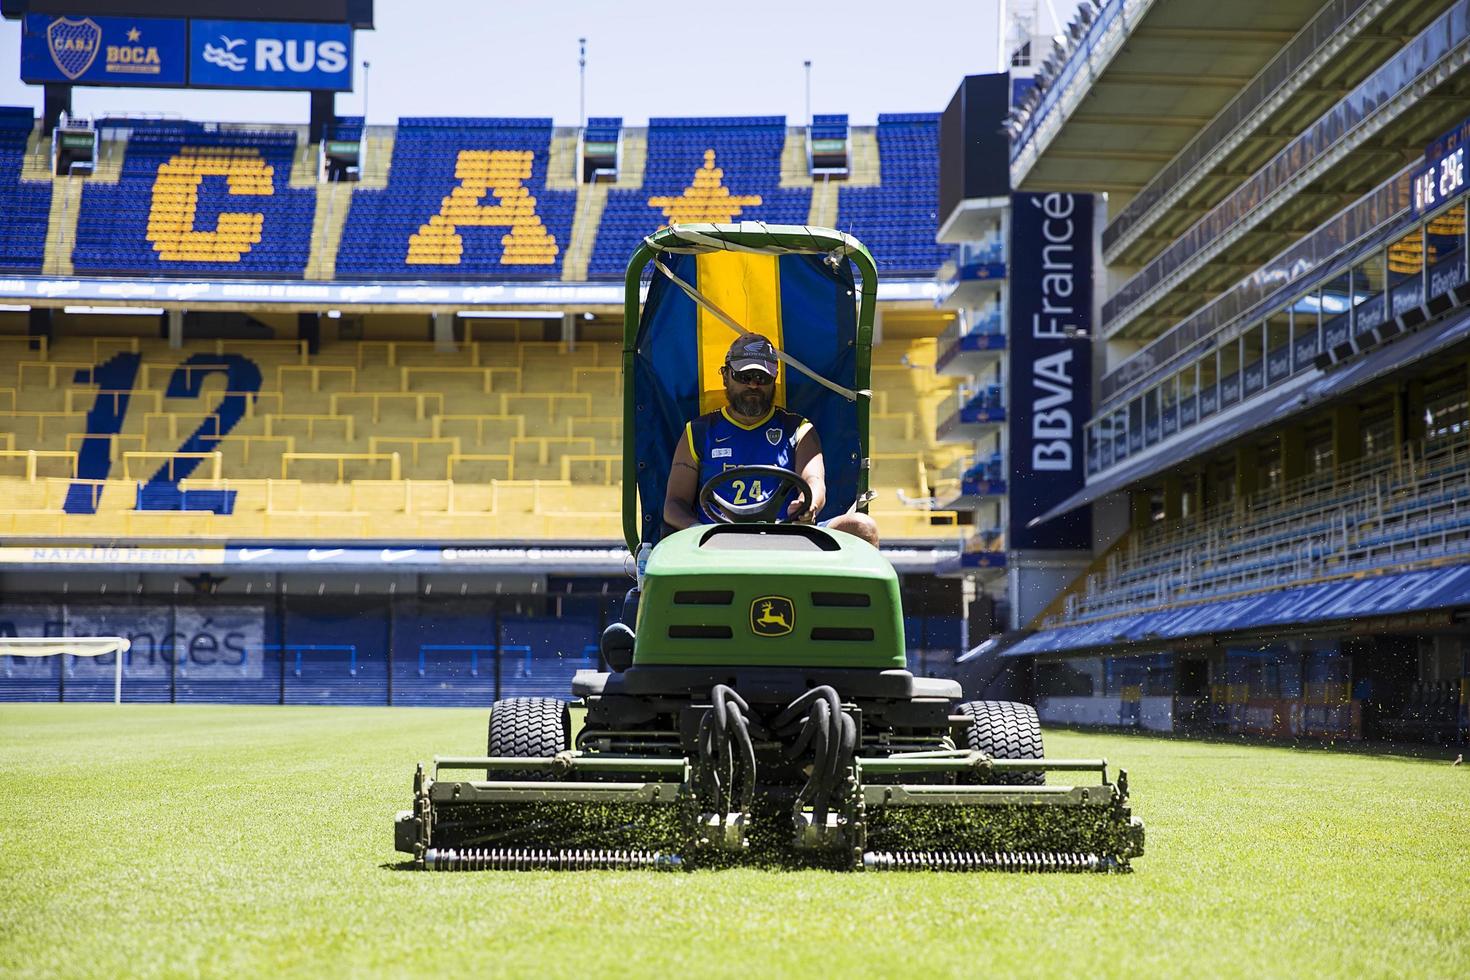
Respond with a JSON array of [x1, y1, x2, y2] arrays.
[[956, 700, 1045, 786], [486, 697, 571, 779]]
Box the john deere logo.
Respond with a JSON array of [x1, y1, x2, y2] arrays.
[[750, 595, 793, 637]]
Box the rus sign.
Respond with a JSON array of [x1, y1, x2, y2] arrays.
[[189, 20, 352, 91], [1007, 192, 1093, 551]]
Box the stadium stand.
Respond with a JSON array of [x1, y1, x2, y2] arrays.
[[1049, 432, 1470, 625], [587, 116, 811, 277], [0, 107, 50, 273], [335, 117, 576, 279], [71, 120, 315, 277], [0, 334, 958, 542], [837, 113, 951, 275]]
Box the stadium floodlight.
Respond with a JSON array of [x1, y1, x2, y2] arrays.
[[63, 306, 166, 316], [0, 636, 132, 703]]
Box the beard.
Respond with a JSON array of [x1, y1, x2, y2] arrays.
[[730, 385, 773, 418]]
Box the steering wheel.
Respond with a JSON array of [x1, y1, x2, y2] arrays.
[[698, 464, 813, 525]]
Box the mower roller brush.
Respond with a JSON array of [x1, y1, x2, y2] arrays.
[[393, 224, 1145, 872]]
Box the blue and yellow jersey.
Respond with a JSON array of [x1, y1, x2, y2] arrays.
[[685, 406, 812, 522]]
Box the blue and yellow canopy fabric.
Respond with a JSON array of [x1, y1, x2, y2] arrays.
[[1008, 563, 1470, 656], [633, 248, 861, 545]]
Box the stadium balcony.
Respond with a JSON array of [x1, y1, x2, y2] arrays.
[[1100, 0, 1453, 269], [1041, 429, 1470, 630], [0, 107, 52, 273], [585, 116, 812, 278], [336, 117, 577, 280], [70, 120, 316, 278], [1097, 0, 1470, 342], [0, 334, 959, 544], [1070, 172, 1468, 503], [837, 114, 953, 275]]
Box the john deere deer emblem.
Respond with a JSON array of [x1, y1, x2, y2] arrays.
[[750, 595, 794, 637]]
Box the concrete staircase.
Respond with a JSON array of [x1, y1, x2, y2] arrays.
[[846, 127, 882, 186], [561, 128, 647, 281], [778, 127, 813, 188], [41, 177, 82, 276], [545, 127, 579, 190], [808, 176, 839, 227], [305, 182, 354, 281], [357, 127, 396, 189]]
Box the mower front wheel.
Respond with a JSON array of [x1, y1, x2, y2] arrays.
[[486, 697, 571, 779], [956, 700, 1045, 786]]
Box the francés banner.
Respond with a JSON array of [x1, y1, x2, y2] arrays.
[[21, 14, 188, 86], [0, 605, 266, 681], [1007, 192, 1093, 551]]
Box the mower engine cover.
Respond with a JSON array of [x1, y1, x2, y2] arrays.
[[634, 522, 904, 670]]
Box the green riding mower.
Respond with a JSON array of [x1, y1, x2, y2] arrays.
[[394, 224, 1144, 872]]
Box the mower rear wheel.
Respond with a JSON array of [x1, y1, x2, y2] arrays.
[[956, 700, 1045, 786], [486, 697, 571, 779]]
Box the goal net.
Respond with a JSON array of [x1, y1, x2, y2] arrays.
[[0, 637, 133, 703]]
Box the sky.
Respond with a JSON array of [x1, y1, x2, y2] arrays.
[[0, 0, 1024, 126]]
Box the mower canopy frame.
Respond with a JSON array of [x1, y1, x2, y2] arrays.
[[620, 223, 880, 552]]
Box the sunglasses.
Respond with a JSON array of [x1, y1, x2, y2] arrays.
[[727, 368, 774, 386]]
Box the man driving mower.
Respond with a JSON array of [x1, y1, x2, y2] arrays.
[[663, 333, 880, 546]]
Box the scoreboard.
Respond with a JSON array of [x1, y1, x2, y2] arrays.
[[1412, 116, 1469, 216]]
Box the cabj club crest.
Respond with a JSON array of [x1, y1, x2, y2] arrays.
[[750, 595, 794, 637], [47, 17, 102, 81]]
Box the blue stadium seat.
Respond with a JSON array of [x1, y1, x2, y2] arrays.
[[586, 116, 811, 278], [72, 120, 315, 278], [337, 117, 575, 280], [838, 113, 952, 275], [0, 107, 51, 274]]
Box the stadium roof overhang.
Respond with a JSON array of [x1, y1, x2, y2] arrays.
[[1010, 0, 1327, 195], [0, 541, 963, 575], [1006, 561, 1470, 655], [0, 275, 942, 315], [1030, 303, 1470, 526]]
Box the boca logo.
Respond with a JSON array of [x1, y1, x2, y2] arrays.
[[750, 595, 794, 637], [47, 17, 102, 81]]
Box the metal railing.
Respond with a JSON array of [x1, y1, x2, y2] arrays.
[[1099, 163, 1417, 405]]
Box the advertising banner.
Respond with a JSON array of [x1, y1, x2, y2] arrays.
[[0, 604, 265, 681], [189, 20, 352, 91], [21, 14, 187, 86], [1007, 192, 1093, 550]]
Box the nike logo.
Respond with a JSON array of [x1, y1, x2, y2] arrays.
[[307, 548, 345, 562], [715, 435, 731, 442], [380, 548, 418, 562], [236, 547, 274, 561]]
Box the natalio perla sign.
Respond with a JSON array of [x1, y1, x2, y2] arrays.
[[1007, 192, 1093, 551]]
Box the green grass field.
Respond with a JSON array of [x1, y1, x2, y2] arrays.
[[1, 705, 1466, 978]]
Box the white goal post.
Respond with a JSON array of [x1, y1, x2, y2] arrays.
[[0, 637, 132, 703]]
